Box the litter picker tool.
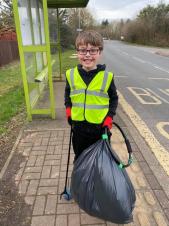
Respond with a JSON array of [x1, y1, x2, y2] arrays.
[[60, 126, 73, 200]]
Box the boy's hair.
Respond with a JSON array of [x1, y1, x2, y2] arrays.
[[75, 30, 103, 50]]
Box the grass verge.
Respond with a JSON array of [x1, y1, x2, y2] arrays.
[[0, 61, 24, 135], [0, 87, 24, 134]]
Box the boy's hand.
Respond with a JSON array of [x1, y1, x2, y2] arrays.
[[102, 116, 113, 130], [66, 107, 72, 126]]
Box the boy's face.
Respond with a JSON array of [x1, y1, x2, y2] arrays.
[[77, 43, 102, 71]]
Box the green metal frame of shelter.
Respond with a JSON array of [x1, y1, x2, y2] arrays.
[[12, 0, 89, 121]]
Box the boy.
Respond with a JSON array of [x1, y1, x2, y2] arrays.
[[64, 30, 118, 160]]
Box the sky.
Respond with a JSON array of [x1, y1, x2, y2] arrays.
[[87, 0, 169, 21]]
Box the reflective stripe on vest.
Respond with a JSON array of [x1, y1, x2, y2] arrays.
[[66, 67, 113, 124]]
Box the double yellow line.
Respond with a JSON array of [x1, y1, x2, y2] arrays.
[[119, 91, 169, 176]]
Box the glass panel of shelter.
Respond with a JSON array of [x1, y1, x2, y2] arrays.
[[17, 0, 51, 112], [18, 0, 32, 45]]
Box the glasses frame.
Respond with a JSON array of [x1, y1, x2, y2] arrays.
[[76, 48, 101, 55]]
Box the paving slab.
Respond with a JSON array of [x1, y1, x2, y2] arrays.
[[1, 125, 168, 226], [0, 82, 169, 226]]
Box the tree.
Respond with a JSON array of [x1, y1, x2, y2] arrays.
[[80, 8, 95, 29], [137, 3, 169, 45], [99, 19, 111, 39], [101, 19, 109, 27], [0, 0, 14, 29], [67, 8, 95, 35], [106, 2, 169, 46], [49, 8, 74, 49]]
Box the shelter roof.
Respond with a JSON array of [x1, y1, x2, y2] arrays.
[[47, 0, 89, 8]]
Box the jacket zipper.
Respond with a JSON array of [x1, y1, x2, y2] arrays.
[[83, 87, 88, 120]]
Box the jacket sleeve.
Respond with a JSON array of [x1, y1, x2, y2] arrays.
[[64, 78, 72, 108], [107, 76, 118, 118]]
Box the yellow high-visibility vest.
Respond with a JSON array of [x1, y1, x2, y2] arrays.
[[66, 66, 113, 124]]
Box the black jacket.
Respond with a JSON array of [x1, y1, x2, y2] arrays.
[[64, 64, 118, 124]]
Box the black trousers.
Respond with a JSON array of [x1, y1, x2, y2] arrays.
[[72, 122, 111, 160]]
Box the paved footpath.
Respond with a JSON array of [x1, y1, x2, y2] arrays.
[[0, 82, 169, 226]]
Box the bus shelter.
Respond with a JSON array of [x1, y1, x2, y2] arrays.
[[12, 0, 89, 121]]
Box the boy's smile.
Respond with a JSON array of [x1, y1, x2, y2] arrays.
[[77, 44, 102, 71]]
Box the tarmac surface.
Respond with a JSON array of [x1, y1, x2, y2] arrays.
[[0, 81, 169, 226]]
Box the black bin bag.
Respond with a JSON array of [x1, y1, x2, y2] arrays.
[[71, 122, 136, 224]]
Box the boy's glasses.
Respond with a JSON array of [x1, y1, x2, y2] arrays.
[[77, 48, 100, 55]]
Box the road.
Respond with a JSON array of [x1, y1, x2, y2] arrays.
[[102, 40, 169, 175]]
